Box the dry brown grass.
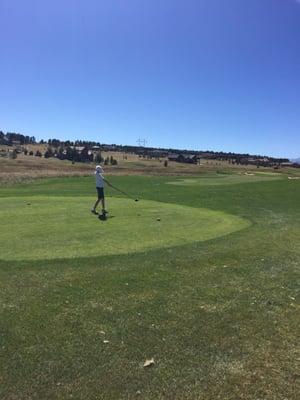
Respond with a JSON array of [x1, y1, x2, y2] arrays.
[[1, 147, 296, 185], [0, 156, 90, 185]]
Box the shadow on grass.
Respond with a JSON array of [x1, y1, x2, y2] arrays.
[[0, 222, 268, 274]]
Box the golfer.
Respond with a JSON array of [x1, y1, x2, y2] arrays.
[[91, 165, 112, 217]]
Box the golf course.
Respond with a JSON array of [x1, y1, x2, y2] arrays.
[[1, 172, 299, 399]]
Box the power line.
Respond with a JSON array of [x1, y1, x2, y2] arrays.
[[137, 138, 147, 147]]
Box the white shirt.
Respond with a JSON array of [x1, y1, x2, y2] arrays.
[[95, 171, 104, 188]]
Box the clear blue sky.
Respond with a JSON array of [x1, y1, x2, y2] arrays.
[[1, 0, 300, 157]]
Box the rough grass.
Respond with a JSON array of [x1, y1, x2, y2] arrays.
[[2, 149, 298, 186], [0, 175, 299, 399], [0, 156, 91, 185]]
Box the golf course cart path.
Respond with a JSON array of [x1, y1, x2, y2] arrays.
[[0, 196, 250, 260]]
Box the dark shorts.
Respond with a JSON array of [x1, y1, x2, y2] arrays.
[[96, 187, 104, 199]]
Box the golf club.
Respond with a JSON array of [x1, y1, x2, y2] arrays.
[[109, 183, 139, 202]]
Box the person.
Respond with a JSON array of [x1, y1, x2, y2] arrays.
[[91, 165, 112, 217]]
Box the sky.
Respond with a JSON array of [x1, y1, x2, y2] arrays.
[[0, 0, 300, 158]]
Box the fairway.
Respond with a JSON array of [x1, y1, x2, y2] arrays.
[[167, 172, 283, 186], [0, 196, 249, 260], [1, 175, 299, 400]]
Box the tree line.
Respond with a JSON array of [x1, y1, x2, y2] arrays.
[[0, 129, 289, 164], [0, 131, 36, 145]]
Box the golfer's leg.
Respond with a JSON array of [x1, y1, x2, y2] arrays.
[[101, 198, 105, 211], [93, 199, 100, 210]]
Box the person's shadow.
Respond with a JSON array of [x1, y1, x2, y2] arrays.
[[98, 215, 115, 221]]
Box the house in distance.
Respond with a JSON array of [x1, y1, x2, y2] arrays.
[[168, 153, 200, 164]]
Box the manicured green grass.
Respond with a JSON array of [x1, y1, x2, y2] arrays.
[[0, 196, 249, 261], [166, 172, 283, 186], [0, 174, 299, 399]]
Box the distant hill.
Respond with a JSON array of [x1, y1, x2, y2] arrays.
[[291, 158, 300, 164]]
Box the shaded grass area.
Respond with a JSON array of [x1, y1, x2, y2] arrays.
[[0, 175, 300, 399]]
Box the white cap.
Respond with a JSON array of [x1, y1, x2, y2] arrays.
[[95, 165, 103, 172]]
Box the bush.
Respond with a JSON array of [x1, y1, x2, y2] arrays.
[[164, 160, 168, 167], [44, 147, 54, 158], [11, 149, 18, 159]]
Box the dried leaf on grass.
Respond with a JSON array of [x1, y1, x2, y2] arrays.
[[143, 358, 155, 368]]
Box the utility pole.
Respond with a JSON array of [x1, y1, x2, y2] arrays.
[[137, 138, 147, 159], [137, 138, 147, 147]]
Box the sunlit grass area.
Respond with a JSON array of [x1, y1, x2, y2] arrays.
[[0, 197, 249, 261], [0, 174, 299, 399]]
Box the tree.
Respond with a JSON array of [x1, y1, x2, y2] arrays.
[[164, 160, 168, 167], [95, 152, 103, 163], [65, 146, 73, 161], [44, 147, 54, 158], [48, 138, 61, 147], [111, 158, 118, 165], [57, 147, 65, 160], [0, 131, 5, 144], [80, 147, 92, 162]]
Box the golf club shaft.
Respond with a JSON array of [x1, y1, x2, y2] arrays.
[[109, 184, 136, 200]]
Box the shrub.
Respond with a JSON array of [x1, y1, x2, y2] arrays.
[[11, 149, 18, 159], [44, 147, 54, 158]]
